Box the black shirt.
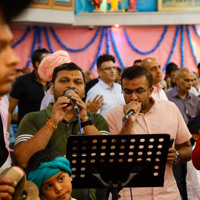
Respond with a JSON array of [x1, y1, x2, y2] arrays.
[[83, 78, 99, 102], [10, 71, 45, 124]]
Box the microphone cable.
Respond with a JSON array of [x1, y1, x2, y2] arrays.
[[77, 113, 82, 136], [77, 113, 91, 199], [122, 120, 125, 135]]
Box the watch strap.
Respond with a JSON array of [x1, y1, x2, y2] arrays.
[[81, 118, 93, 127]]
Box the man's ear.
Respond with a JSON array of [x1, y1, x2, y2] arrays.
[[35, 61, 40, 69], [50, 83, 53, 95], [175, 77, 179, 85], [97, 68, 101, 75]]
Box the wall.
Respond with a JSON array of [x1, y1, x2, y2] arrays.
[[12, 25, 200, 77]]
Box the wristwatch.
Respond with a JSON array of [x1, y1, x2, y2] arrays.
[[81, 118, 93, 127], [174, 150, 181, 163]]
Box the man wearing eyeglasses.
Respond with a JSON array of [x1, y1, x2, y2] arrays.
[[104, 66, 192, 200], [141, 57, 168, 101], [86, 54, 125, 116]]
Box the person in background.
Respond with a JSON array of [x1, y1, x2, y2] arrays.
[[39, 50, 71, 111], [166, 68, 200, 200], [186, 117, 200, 200], [189, 72, 200, 98], [85, 71, 94, 84], [15, 69, 24, 78], [165, 62, 179, 89], [114, 66, 122, 84], [27, 149, 76, 200], [8, 48, 49, 128], [22, 67, 31, 75], [39, 50, 104, 113], [133, 59, 142, 66], [86, 54, 125, 116], [141, 57, 168, 101]]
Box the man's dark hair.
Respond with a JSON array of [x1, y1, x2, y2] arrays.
[[97, 54, 115, 69], [52, 62, 85, 84], [188, 118, 200, 134], [31, 48, 49, 69], [133, 59, 142, 65], [121, 66, 153, 88], [188, 117, 200, 146], [197, 63, 200, 69], [26, 149, 58, 175], [165, 62, 178, 76], [0, 0, 33, 23]]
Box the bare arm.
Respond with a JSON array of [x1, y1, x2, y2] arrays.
[[7, 97, 19, 130], [167, 140, 192, 165]]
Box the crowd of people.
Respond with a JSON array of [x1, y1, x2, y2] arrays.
[[1, 2, 200, 200]]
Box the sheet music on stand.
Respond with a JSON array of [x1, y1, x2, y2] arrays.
[[67, 134, 170, 200]]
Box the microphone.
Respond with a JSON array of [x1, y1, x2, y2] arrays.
[[123, 109, 135, 122], [65, 89, 79, 114]]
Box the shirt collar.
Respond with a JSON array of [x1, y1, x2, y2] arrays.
[[153, 83, 162, 92], [99, 79, 114, 89], [138, 97, 157, 116], [171, 86, 192, 99]]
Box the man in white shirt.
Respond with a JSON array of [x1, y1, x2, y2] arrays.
[[86, 54, 125, 116], [141, 57, 168, 101]]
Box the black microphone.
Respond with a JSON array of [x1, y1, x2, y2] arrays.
[[123, 109, 135, 122], [65, 89, 79, 114]]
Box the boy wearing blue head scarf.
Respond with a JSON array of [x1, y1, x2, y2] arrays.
[[27, 150, 76, 200]]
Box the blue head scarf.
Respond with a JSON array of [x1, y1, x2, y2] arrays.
[[28, 157, 72, 190]]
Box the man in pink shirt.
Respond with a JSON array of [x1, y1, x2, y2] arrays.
[[104, 66, 192, 200], [141, 57, 168, 101]]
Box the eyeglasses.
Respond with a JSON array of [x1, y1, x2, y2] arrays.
[[100, 67, 116, 71], [121, 88, 150, 96]]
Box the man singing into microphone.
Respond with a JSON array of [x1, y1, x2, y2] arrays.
[[104, 66, 192, 200], [14, 62, 110, 200]]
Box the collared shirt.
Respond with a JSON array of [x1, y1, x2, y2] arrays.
[[151, 83, 168, 101], [166, 86, 200, 124], [86, 79, 125, 116], [104, 99, 191, 200], [40, 88, 54, 110], [15, 103, 110, 152], [10, 71, 46, 124], [15, 103, 109, 200]]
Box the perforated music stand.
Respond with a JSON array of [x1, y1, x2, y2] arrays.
[[66, 134, 170, 200]]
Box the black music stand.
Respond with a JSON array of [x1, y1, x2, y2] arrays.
[[66, 134, 170, 200]]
